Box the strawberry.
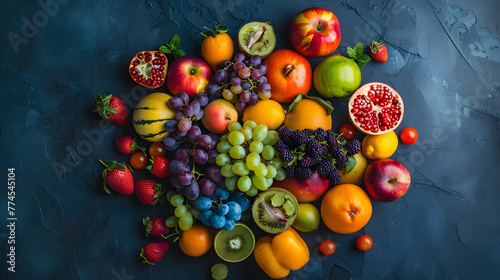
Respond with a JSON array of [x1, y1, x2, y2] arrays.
[[135, 179, 166, 205], [94, 92, 128, 126], [114, 136, 145, 154], [140, 241, 169, 265], [100, 160, 134, 195], [369, 41, 388, 63], [146, 157, 173, 178], [143, 216, 171, 237]]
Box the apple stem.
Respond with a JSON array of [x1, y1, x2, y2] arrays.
[[316, 21, 324, 32], [389, 178, 398, 184], [283, 65, 296, 78]]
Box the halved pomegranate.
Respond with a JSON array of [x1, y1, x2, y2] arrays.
[[348, 82, 404, 135], [129, 51, 168, 88]]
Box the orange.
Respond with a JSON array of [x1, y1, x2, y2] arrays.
[[201, 24, 234, 71], [283, 98, 332, 131], [264, 49, 312, 103], [179, 224, 215, 257], [321, 184, 372, 234], [242, 99, 285, 130], [362, 131, 398, 160]]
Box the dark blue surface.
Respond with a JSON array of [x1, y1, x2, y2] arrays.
[[1, 0, 500, 279]]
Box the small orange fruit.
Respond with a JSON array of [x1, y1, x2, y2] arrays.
[[321, 184, 372, 234], [283, 95, 332, 131], [201, 23, 234, 71], [179, 224, 215, 257], [242, 99, 285, 130]]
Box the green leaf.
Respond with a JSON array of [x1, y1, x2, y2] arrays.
[[287, 93, 334, 115], [173, 49, 185, 58], [345, 156, 357, 175], [347, 46, 356, 59], [158, 45, 170, 54], [169, 34, 181, 49], [356, 54, 371, 68], [353, 42, 364, 57]]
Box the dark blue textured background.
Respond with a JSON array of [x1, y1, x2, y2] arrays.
[[1, 0, 499, 279]]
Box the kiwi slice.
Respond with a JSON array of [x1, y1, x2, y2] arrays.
[[252, 187, 298, 234], [214, 222, 255, 263], [238, 21, 276, 58]]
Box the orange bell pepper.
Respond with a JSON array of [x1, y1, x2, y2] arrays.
[[254, 228, 310, 279]]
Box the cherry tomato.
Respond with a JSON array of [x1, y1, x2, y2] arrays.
[[339, 124, 356, 140], [356, 235, 373, 251], [400, 127, 418, 145], [319, 240, 336, 255], [149, 142, 167, 157], [130, 152, 148, 169]]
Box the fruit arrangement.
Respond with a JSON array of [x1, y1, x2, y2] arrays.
[[93, 7, 419, 279]]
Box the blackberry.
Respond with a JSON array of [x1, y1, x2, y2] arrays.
[[286, 165, 296, 177], [292, 130, 309, 146], [310, 155, 323, 166], [278, 126, 294, 147], [298, 156, 313, 168], [295, 167, 312, 180], [313, 158, 333, 175], [331, 145, 348, 170], [313, 128, 327, 142], [275, 139, 294, 163], [327, 133, 338, 147], [319, 144, 329, 156], [345, 139, 361, 156], [302, 129, 314, 138], [325, 168, 341, 184], [337, 135, 347, 146], [305, 140, 323, 156]]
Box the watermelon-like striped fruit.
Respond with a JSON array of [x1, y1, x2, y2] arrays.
[[133, 92, 176, 142]]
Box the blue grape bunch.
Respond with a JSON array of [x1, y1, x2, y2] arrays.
[[195, 188, 251, 231]]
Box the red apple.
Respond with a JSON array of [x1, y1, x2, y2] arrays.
[[290, 7, 341, 58], [271, 171, 329, 202], [201, 99, 238, 134], [166, 56, 212, 99], [364, 159, 411, 202]]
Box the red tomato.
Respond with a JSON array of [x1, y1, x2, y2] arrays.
[[130, 152, 148, 169], [339, 123, 356, 140], [149, 142, 167, 157], [400, 127, 418, 145], [320, 240, 336, 255], [356, 235, 373, 251]]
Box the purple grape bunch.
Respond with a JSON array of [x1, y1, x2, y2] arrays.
[[205, 53, 271, 112]]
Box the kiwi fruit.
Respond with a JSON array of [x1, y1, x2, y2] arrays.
[[252, 187, 298, 234], [214, 222, 255, 263], [238, 21, 276, 58]]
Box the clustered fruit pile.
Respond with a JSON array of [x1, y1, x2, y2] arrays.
[[93, 6, 418, 280], [275, 126, 361, 184]]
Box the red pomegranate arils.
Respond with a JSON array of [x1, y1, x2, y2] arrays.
[[348, 82, 404, 135], [129, 51, 168, 89]]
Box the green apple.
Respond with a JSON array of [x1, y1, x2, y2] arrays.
[[313, 54, 361, 98]]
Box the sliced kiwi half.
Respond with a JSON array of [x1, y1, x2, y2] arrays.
[[252, 187, 298, 234], [214, 222, 255, 263], [238, 21, 276, 58]]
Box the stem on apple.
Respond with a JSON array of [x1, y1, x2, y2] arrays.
[[283, 65, 296, 78]]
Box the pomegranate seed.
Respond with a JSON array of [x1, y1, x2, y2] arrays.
[[138, 53, 144, 59], [155, 51, 161, 57]]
